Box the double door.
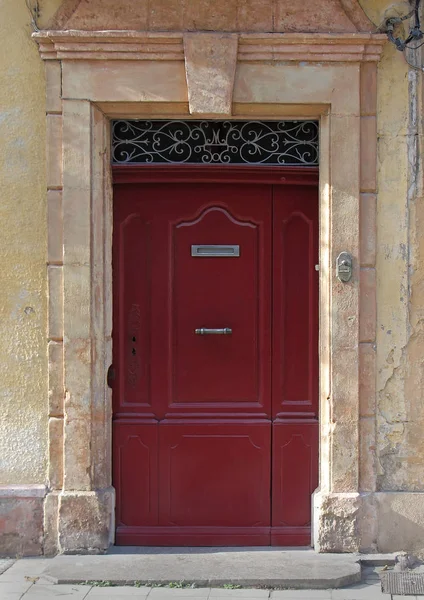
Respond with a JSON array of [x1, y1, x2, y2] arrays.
[[112, 179, 318, 546]]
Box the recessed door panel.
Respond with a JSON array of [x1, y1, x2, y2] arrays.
[[272, 185, 319, 418], [172, 206, 266, 406], [113, 421, 159, 531], [159, 422, 271, 528]]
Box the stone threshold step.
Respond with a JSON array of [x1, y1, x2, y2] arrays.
[[40, 549, 397, 590]]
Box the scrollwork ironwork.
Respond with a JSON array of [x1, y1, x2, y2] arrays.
[[112, 120, 319, 166]]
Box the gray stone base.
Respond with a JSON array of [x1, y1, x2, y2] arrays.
[[55, 488, 115, 555], [0, 485, 46, 557], [41, 549, 362, 589], [313, 491, 424, 555]]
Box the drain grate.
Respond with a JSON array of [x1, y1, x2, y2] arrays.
[[380, 571, 424, 596]]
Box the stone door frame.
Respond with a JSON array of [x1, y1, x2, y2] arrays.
[[35, 30, 385, 554]]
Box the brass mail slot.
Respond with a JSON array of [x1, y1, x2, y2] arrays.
[[191, 245, 240, 257]]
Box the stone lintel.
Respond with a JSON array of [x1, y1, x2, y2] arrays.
[[33, 31, 386, 63]]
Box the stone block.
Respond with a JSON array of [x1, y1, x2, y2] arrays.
[[48, 341, 64, 417], [360, 116, 377, 192], [0, 486, 45, 557], [62, 61, 188, 103], [359, 342, 376, 417], [58, 488, 115, 554], [274, 0, 358, 33], [63, 264, 91, 339], [48, 265, 64, 340], [376, 492, 424, 555], [63, 338, 92, 421], [330, 421, 359, 493], [48, 417, 64, 490], [360, 193, 376, 267], [360, 63, 377, 116], [314, 492, 361, 553], [65, 0, 149, 29], [46, 114, 62, 189], [360, 268, 376, 342], [359, 417, 377, 492], [237, 0, 273, 32], [149, 0, 184, 30], [330, 116, 360, 251], [47, 190, 63, 264], [184, 0, 237, 31], [63, 417, 91, 491], [184, 33, 238, 116], [44, 491, 60, 556], [62, 100, 91, 266], [45, 60, 62, 114]]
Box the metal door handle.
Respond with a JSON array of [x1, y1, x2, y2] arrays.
[[195, 328, 232, 335]]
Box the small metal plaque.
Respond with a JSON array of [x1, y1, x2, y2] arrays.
[[191, 245, 240, 257], [336, 251, 353, 283]]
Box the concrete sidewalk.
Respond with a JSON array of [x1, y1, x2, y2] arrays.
[[0, 550, 406, 600], [40, 548, 368, 589], [0, 558, 396, 600]]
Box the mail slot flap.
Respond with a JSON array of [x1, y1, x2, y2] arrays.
[[191, 245, 240, 257]]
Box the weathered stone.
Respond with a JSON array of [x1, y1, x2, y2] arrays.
[[44, 491, 60, 557], [58, 489, 115, 554], [360, 193, 377, 267], [46, 114, 62, 189], [360, 116, 377, 192], [47, 190, 63, 264], [184, 33, 238, 116], [0, 486, 46, 557], [45, 61, 62, 114]]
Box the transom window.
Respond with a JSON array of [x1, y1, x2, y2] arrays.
[[111, 120, 319, 166]]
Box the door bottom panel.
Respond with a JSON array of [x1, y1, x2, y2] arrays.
[[116, 526, 271, 546], [116, 526, 311, 546], [270, 526, 312, 547]]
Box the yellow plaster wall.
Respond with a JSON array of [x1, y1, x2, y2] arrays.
[[0, 0, 58, 484]]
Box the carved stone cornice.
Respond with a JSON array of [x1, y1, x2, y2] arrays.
[[34, 30, 386, 63]]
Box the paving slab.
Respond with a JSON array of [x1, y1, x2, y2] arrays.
[[0, 559, 15, 576], [23, 583, 91, 598], [41, 549, 362, 589], [0, 558, 54, 583]]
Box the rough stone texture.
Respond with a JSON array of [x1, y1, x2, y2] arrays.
[[314, 493, 380, 553], [44, 491, 60, 557], [48, 0, 374, 32], [57, 489, 115, 554], [375, 493, 424, 556], [0, 487, 46, 557], [184, 33, 238, 116], [0, 0, 48, 489]]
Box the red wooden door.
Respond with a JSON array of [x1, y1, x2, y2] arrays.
[[112, 175, 318, 546]]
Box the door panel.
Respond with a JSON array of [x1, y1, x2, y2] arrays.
[[271, 421, 318, 546], [112, 178, 318, 547], [172, 207, 265, 407], [113, 182, 273, 545], [272, 185, 319, 418], [113, 421, 159, 530], [159, 422, 270, 527]]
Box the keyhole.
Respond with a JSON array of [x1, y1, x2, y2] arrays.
[[132, 336, 136, 342], [132, 348, 136, 356]]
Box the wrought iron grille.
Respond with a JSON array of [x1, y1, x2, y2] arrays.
[[111, 120, 319, 166]]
